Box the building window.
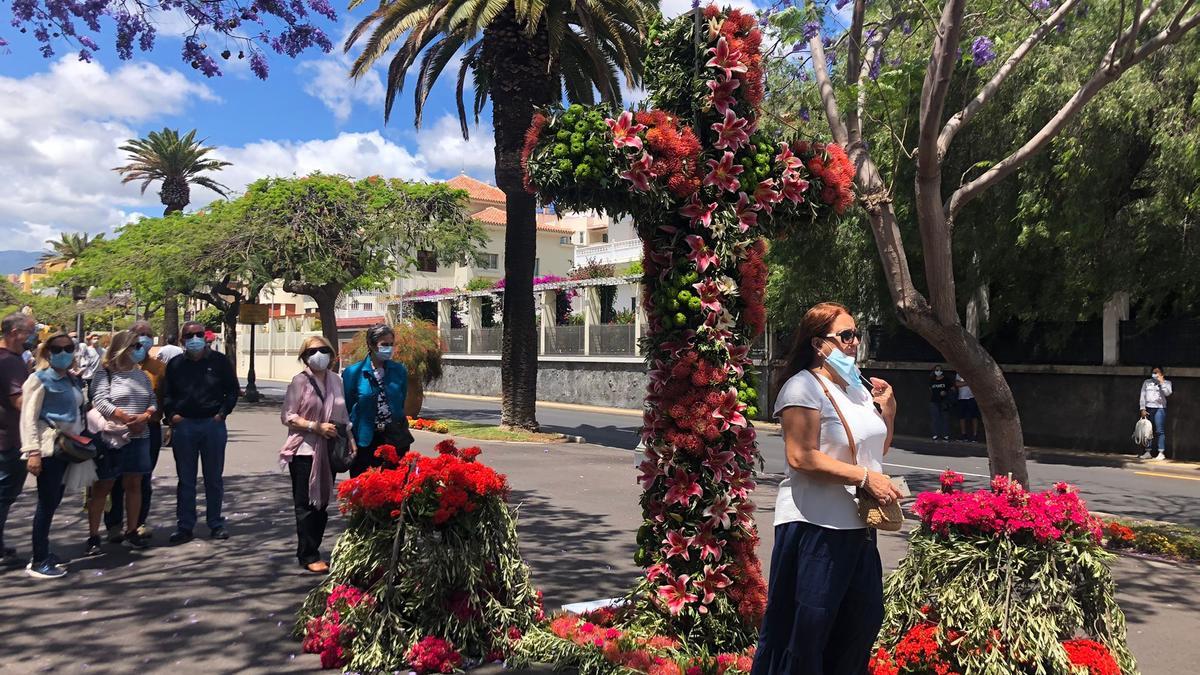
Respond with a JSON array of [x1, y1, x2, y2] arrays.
[[362, 303, 373, 311], [602, 233, 609, 243], [559, 235, 571, 245], [479, 253, 500, 270], [416, 250, 438, 273], [534, 258, 540, 276], [350, 301, 360, 310]]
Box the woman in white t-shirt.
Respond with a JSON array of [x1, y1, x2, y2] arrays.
[[751, 302, 901, 675]]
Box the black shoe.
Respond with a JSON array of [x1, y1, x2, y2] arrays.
[[122, 531, 149, 550], [85, 535, 103, 557], [209, 527, 229, 540], [168, 529, 194, 545], [106, 527, 124, 544], [1, 545, 16, 560]]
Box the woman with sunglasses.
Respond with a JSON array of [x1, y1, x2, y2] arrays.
[[280, 336, 348, 573], [18, 332, 84, 578], [753, 303, 903, 675], [86, 330, 156, 554]]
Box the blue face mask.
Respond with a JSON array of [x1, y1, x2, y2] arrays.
[[185, 336, 207, 354], [375, 346, 393, 360], [823, 343, 868, 395], [49, 351, 74, 370], [137, 336, 154, 351], [131, 345, 148, 364]]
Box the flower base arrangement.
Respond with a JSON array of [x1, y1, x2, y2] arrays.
[[1102, 518, 1200, 563], [519, 4, 851, 668], [870, 472, 1136, 674], [408, 416, 451, 434], [295, 440, 542, 672]]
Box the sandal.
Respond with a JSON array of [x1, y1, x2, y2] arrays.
[[304, 561, 330, 574]]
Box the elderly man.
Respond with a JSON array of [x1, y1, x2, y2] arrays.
[[104, 321, 167, 541], [0, 312, 33, 561], [77, 333, 102, 391], [163, 320, 239, 544]]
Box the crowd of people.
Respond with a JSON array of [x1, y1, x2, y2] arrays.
[[0, 313, 414, 582]]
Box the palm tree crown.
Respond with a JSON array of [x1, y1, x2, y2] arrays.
[[113, 128, 232, 215], [41, 232, 104, 267], [346, 0, 657, 133]]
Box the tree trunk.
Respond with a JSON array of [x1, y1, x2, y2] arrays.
[[163, 291, 180, 340], [221, 304, 239, 369], [484, 6, 555, 431], [313, 286, 343, 372]]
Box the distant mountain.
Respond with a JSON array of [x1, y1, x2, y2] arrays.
[[0, 250, 44, 275]]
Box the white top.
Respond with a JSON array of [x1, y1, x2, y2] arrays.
[[156, 344, 184, 363], [773, 370, 888, 530], [1139, 378, 1172, 410], [955, 374, 974, 400], [78, 344, 101, 379]]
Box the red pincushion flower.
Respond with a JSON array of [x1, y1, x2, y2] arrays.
[[406, 635, 463, 675], [521, 112, 548, 193], [1062, 639, 1120, 675]]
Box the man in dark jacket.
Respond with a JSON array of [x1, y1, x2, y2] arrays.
[[163, 321, 239, 544]]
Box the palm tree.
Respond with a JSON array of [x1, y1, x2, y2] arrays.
[[113, 128, 232, 216], [41, 232, 104, 268], [114, 128, 231, 339], [346, 0, 656, 430]]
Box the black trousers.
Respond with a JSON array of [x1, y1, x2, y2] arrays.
[[349, 423, 413, 478], [289, 455, 335, 565]]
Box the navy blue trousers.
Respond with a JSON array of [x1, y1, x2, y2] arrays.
[[751, 521, 884, 675]]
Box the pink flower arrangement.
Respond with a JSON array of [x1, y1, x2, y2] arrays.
[[914, 471, 1101, 543], [406, 635, 463, 674], [403, 287, 458, 299]]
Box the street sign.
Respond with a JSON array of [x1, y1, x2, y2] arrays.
[[238, 303, 269, 325]]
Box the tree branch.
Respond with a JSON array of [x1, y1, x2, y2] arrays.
[[806, 0, 850, 146], [938, 0, 1085, 156], [948, 5, 1200, 219], [845, 0, 867, 144], [917, 0, 967, 177]]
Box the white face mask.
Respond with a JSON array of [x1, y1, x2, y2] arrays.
[[307, 352, 332, 371], [934, 369, 943, 376]]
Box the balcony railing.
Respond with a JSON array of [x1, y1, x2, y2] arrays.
[[590, 324, 637, 355], [574, 238, 641, 266], [546, 325, 584, 355]]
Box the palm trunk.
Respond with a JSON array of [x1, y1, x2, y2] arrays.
[[222, 304, 239, 369], [484, 5, 555, 431]]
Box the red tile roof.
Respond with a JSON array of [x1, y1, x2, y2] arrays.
[[472, 207, 578, 234], [337, 315, 387, 329], [446, 174, 506, 204], [472, 206, 507, 225]]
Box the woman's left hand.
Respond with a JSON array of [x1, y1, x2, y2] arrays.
[[870, 377, 896, 419]]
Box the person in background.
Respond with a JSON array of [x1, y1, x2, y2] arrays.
[[343, 324, 411, 478], [0, 312, 34, 562], [752, 303, 901, 674], [280, 336, 348, 574], [86, 330, 156, 554], [928, 365, 951, 441], [163, 321, 239, 544], [156, 333, 184, 364], [1139, 366, 1173, 461], [105, 321, 166, 541], [22, 332, 37, 368], [77, 334, 102, 402], [19, 331, 84, 579], [955, 373, 981, 442]]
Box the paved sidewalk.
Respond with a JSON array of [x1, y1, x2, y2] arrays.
[[0, 407, 1196, 673]]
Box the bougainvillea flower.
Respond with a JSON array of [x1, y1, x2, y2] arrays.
[[775, 142, 804, 171], [703, 494, 736, 530], [735, 192, 758, 232], [706, 37, 748, 80], [664, 467, 704, 507], [657, 573, 698, 615], [753, 179, 782, 212], [780, 172, 810, 203], [664, 529, 694, 561], [620, 152, 654, 191], [704, 151, 744, 193], [706, 76, 741, 115], [679, 195, 718, 228], [605, 111, 645, 150], [685, 235, 720, 273], [711, 110, 751, 151], [693, 279, 723, 313]]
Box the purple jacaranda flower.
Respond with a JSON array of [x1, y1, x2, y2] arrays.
[[804, 21, 820, 41], [250, 51, 269, 79], [1031, 0, 1051, 9], [799, 107, 810, 122], [971, 36, 996, 66]]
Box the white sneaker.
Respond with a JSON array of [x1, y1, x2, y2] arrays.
[[1138, 451, 1153, 459], [1150, 453, 1166, 462], [26, 561, 68, 579]]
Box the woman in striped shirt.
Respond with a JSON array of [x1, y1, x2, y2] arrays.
[[85, 330, 157, 554]]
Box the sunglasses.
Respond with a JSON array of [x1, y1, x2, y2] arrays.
[[183, 331, 206, 339], [304, 347, 333, 356], [48, 344, 76, 355], [825, 329, 863, 344]]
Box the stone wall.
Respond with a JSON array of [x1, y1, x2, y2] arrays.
[[434, 356, 651, 410]]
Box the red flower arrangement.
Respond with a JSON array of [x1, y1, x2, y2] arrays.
[[1062, 639, 1121, 675], [547, 612, 755, 674], [408, 417, 450, 433], [636, 110, 703, 198], [521, 112, 549, 193], [406, 635, 463, 674], [302, 584, 376, 669], [736, 239, 768, 338], [1103, 520, 1135, 544], [340, 442, 507, 525]]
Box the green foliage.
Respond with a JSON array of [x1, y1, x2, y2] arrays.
[[622, 260, 644, 277], [525, 104, 627, 215], [113, 128, 231, 211], [465, 277, 497, 291], [1103, 518, 1200, 562], [193, 306, 224, 331], [40, 232, 105, 267]]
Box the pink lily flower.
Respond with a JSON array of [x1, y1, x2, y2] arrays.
[[706, 76, 741, 115], [663, 529, 693, 561], [657, 573, 698, 615], [712, 388, 748, 430], [703, 151, 744, 193], [780, 172, 810, 203], [706, 37, 748, 80], [735, 192, 758, 232], [693, 526, 725, 562], [775, 142, 804, 171], [664, 467, 703, 507], [734, 500, 757, 529], [728, 470, 757, 498], [604, 111, 645, 150], [753, 178, 782, 212], [620, 152, 654, 191], [646, 561, 671, 582], [692, 279, 723, 313], [697, 564, 733, 604], [685, 235, 719, 273], [703, 494, 736, 530], [679, 195, 718, 228], [638, 459, 663, 489], [711, 110, 751, 151], [703, 450, 737, 482]]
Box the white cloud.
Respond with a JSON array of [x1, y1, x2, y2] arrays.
[[413, 115, 495, 175], [297, 55, 385, 124], [660, 0, 760, 18]]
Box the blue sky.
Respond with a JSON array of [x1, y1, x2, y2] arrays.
[[0, 0, 760, 251]]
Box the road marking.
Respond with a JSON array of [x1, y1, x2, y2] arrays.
[[1134, 471, 1200, 482], [884, 462, 990, 478]]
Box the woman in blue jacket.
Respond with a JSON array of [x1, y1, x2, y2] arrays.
[[342, 324, 412, 477]]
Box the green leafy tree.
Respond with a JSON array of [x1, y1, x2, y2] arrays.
[[40, 232, 105, 267], [238, 174, 485, 358], [763, 0, 1200, 482], [344, 0, 657, 429], [113, 127, 233, 339]]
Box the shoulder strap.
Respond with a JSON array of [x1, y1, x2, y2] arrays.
[[304, 372, 325, 402], [808, 370, 857, 466]]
